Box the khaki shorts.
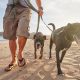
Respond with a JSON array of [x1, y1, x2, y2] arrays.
[[3, 4, 31, 40]]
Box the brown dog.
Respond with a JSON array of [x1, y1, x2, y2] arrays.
[[48, 23, 80, 75], [33, 32, 46, 59]]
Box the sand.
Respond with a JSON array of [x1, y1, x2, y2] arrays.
[[0, 39, 80, 80]]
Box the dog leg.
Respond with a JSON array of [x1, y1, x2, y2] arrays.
[[34, 47, 37, 59], [56, 49, 63, 75], [60, 49, 66, 63], [39, 47, 43, 59], [49, 38, 53, 59]]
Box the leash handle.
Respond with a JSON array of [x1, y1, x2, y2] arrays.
[[36, 14, 40, 33]]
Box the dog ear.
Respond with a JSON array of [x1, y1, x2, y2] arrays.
[[33, 35, 36, 39], [43, 35, 46, 40], [67, 23, 71, 27], [66, 23, 72, 30]]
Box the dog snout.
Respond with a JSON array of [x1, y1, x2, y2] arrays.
[[36, 42, 41, 49]]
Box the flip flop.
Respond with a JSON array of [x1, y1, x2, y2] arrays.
[[5, 64, 15, 72], [18, 58, 26, 67]]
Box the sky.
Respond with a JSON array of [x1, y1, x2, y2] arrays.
[[0, 0, 80, 35]]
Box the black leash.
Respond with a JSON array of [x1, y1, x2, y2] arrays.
[[36, 14, 40, 33]]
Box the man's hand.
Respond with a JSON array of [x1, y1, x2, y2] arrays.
[[38, 7, 43, 16], [36, 0, 43, 16]]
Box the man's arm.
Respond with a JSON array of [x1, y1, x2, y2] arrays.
[[36, 0, 42, 9], [36, 0, 43, 16]]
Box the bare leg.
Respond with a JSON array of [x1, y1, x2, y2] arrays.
[[5, 39, 17, 71], [9, 39, 17, 64], [18, 36, 27, 60]]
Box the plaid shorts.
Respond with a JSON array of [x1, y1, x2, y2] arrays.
[[3, 4, 31, 40]]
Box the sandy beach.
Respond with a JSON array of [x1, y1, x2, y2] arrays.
[[0, 39, 80, 80]]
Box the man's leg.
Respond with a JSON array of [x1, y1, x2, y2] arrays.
[[16, 8, 30, 66], [9, 39, 17, 64], [5, 39, 17, 71], [17, 36, 27, 67], [18, 36, 27, 60]]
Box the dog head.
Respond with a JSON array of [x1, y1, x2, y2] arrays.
[[33, 32, 46, 49]]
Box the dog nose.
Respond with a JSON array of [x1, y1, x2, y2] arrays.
[[36, 42, 41, 49], [37, 44, 40, 49]]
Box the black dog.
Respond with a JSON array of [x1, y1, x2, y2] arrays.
[[33, 32, 46, 59], [48, 23, 80, 75]]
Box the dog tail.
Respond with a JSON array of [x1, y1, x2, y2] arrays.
[[48, 23, 55, 31]]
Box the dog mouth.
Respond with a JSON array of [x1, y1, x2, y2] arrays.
[[37, 44, 40, 49], [36, 42, 41, 49]]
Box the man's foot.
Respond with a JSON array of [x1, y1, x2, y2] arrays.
[[5, 63, 16, 72], [18, 58, 26, 67]]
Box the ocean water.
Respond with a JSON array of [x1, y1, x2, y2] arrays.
[[0, 36, 5, 41]]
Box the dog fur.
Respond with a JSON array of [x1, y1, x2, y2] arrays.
[[33, 32, 46, 59], [49, 23, 80, 75]]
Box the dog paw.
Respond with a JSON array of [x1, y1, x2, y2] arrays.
[[34, 56, 37, 59], [39, 56, 42, 59], [58, 71, 63, 75], [49, 57, 52, 59]]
